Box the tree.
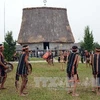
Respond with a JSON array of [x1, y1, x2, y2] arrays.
[[83, 26, 94, 52], [80, 41, 85, 49], [3, 31, 16, 61], [93, 42, 100, 50]]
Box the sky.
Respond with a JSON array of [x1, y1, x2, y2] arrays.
[[0, 0, 100, 44]]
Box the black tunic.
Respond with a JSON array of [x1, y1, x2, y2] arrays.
[[16, 53, 28, 75], [66, 52, 78, 78], [0, 52, 6, 77], [92, 53, 100, 75]]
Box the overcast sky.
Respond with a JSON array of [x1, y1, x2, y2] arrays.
[[0, 0, 100, 44]]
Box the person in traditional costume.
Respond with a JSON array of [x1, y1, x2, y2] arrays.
[[47, 50, 54, 65], [15, 45, 29, 96], [15, 47, 26, 92], [63, 51, 68, 63], [85, 50, 90, 67], [90, 47, 100, 95], [66, 46, 79, 96], [0, 44, 8, 89], [59, 51, 65, 71]]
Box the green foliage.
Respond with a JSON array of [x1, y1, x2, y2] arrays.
[[80, 41, 85, 49], [83, 26, 94, 52], [3, 31, 16, 61], [80, 26, 100, 52], [93, 42, 100, 50]]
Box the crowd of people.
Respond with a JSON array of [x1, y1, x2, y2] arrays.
[[1, 43, 100, 97]]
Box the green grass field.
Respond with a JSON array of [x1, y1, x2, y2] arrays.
[[0, 62, 100, 100], [29, 57, 44, 61]]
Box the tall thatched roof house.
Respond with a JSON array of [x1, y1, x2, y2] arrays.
[[18, 7, 75, 50]]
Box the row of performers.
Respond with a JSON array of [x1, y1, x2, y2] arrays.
[[0, 44, 32, 96], [1, 44, 100, 97], [43, 46, 100, 96]]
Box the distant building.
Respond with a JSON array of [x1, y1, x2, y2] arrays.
[[18, 7, 75, 51]]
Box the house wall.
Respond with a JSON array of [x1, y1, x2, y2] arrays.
[[49, 43, 74, 50], [22, 43, 43, 50], [24, 42, 74, 50], [16, 42, 80, 57]]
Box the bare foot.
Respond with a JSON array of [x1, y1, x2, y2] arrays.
[[0, 87, 6, 90], [91, 89, 96, 92], [23, 92, 28, 94], [72, 93, 79, 97], [20, 93, 27, 96]]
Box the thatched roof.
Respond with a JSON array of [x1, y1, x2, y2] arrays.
[[18, 7, 75, 44]]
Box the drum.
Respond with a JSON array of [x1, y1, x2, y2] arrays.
[[5, 63, 13, 73], [27, 63, 32, 74], [42, 52, 50, 59]]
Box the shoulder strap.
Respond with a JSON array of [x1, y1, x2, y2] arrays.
[[73, 54, 78, 66], [90, 54, 93, 66]]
